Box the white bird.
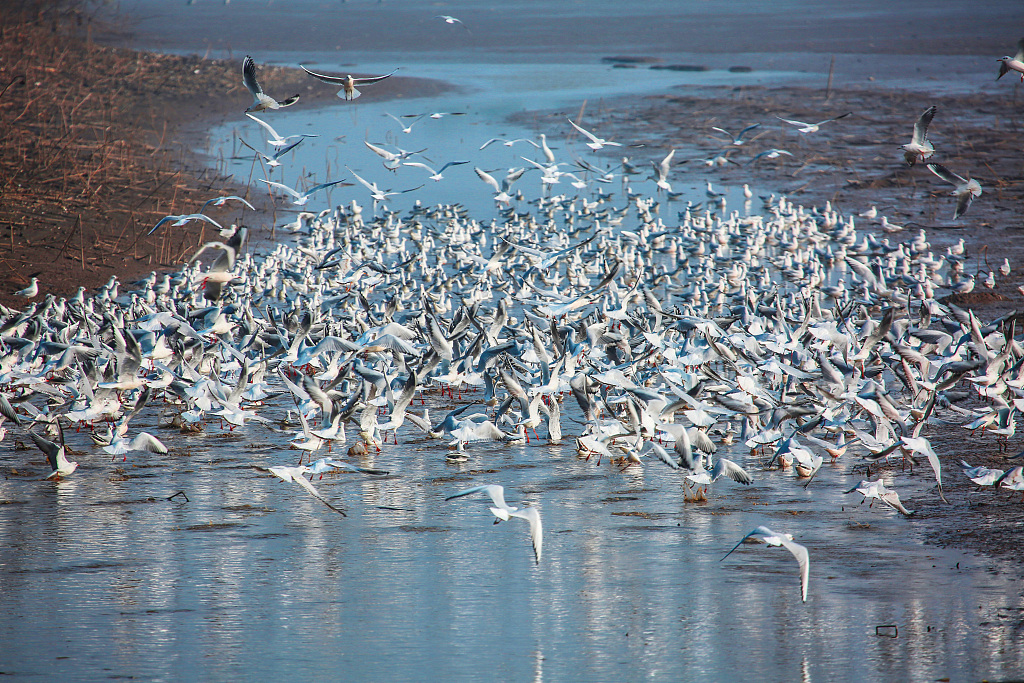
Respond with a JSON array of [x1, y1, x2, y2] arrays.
[[148, 212, 223, 236], [926, 162, 982, 219], [776, 112, 851, 133], [567, 117, 622, 150], [997, 38, 1024, 82], [474, 166, 525, 204], [844, 479, 914, 516], [901, 105, 936, 166], [200, 195, 256, 213], [750, 148, 794, 163], [479, 137, 539, 150], [244, 112, 319, 148], [436, 14, 468, 27], [239, 137, 304, 170], [363, 140, 425, 171], [102, 432, 169, 459], [401, 159, 470, 181], [242, 55, 299, 113], [346, 166, 423, 209], [651, 149, 674, 192], [385, 112, 425, 134], [13, 277, 38, 298], [722, 525, 809, 602], [258, 178, 349, 206], [300, 64, 398, 100], [711, 123, 761, 146], [29, 430, 78, 480], [446, 484, 542, 564], [266, 465, 347, 515]]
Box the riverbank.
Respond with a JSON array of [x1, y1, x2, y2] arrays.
[[0, 2, 443, 307]]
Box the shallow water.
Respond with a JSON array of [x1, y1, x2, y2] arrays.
[[4, 2, 1024, 681]]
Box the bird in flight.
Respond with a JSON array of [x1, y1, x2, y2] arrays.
[[242, 55, 299, 113], [901, 105, 936, 166], [300, 64, 399, 100], [446, 484, 542, 564], [927, 162, 982, 219], [722, 525, 809, 602], [997, 38, 1024, 82], [776, 112, 851, 133]]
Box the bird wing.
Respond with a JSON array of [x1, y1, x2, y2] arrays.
[[474, 167, 500, 192], [352, 69, 399, 86], [258, 179, 303, 201], [776, 116, 810, 128], [712, 457, 752, 484], [133, 432, 169, 453], [912, 106, 936, 145], [28, 430, 61, 470], [446, 483, 507, 510], [509, 507, 543, 564], [437, 160, 470, 173], [821, 112, 852, 125], [777, 537, 810, 602], [245, 112, 282, 141], [401, 161, 437, 175], [289, 473, 347, 515], [306, 179, 349, 195], [346, 167, 379, 193], [926, 162, 966, 187], [1016, 37, 1024, 62], [365, 140, 399, 161], [645, 441, 679, 469], [567, 117, 600, 143], [502, 167, 526, 191], [954, 190, 975, 220], [738, 123, 761, 138], [299, 64, 348, 84], [242, 56, 263, 97]]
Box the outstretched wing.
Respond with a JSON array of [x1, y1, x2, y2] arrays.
[[242, 55, 263, 97], [352, 69, 399, 86], [912, 105, 936, 145], [777, 537, 810, 602], [927, 162, 965, 187], [300, 64, 347, 85], [510, 507, 543, 564]]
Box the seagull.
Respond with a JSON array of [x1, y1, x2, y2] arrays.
[[776, 112, 851, 133], [567, 117, 622, 150], [901, 105, 936, 166], [479, 137, 540, 151], [300, 64, 398, 100], [148, 213, 223, 236], [200, 195, 256, 213], [926, 162, 982, 219], [436, 14, 469, 29], [346, 166, 423, 209], [722, 525, 809, 602], [385, 112, 425, 134], [102, 432, 169, 460], [401, 159, 470, 181], [258, 178, 350, 206], [446, 484, 542, 564], [363, 140, 426, 171], [242, 55, 299, 113], [239, 137, 305, 170], [651, 149, 674, 192], [13, 277, 38, 298], [29, 430, 77, 480], [711, 123, 761, 146], [750, 148, 794, 163], [245, 112, 319, 148], [997, 38, 1024, 82], [266, 465, 347, 516], [844, 479, 915, 516], [474, 166, 525, 204]]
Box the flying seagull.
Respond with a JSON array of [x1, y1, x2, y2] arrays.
[[997, 38, 1024, 82], [245, 112, 319, 148], [722, 525, 809, 602], [567, 117, 622, 150], [242, 55, 299, 113], [927, 162, 982, 219], [29, 430, 77, 480], [446, 484, 542, 564], [300, 64, 399, 100], [901, 105, 936, 166], [259, 178, 350, 206], [776, 112, 851, 133]]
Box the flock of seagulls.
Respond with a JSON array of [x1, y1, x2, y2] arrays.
[[5, 44, 1024, 602]]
